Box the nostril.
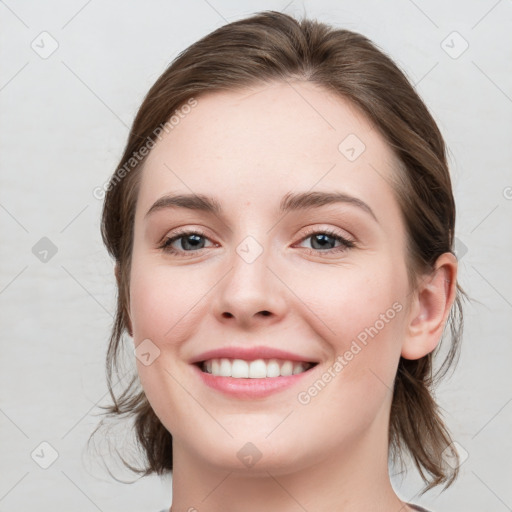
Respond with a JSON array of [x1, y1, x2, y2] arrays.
[[260, 311, 271, 316]]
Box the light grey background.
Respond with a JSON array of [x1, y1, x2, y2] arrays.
[[1, 1, 511, 510]]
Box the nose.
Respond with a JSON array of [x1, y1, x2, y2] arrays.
[[212, 241, 287, 329]]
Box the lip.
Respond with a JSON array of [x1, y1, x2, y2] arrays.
[[191, 362, 317, 399], [189, 345, 319, 365]]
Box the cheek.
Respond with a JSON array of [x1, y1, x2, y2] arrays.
[[293, 277, 405, 441], [293, 262, 407, 386], [128, 260, 206, 428], [129, 259, 212, 344], [295, 261, 405, 341]]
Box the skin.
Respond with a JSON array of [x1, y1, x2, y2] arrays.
[[125, 80, 458, 512]]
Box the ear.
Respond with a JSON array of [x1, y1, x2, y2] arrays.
[[115, 263, 134, 338], [401, 252, 458, 360]]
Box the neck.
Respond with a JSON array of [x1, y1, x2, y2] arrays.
[[169, 419, 408, 512]]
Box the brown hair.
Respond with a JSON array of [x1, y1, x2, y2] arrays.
[[90, 10, 469, 491]]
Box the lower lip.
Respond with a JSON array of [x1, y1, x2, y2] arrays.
[[192, 364, 314, 399]]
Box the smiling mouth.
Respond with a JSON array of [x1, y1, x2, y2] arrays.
[[196, 358, 318, 378]]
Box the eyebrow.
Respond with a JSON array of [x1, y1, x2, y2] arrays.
[[144, 191, 378, 223]]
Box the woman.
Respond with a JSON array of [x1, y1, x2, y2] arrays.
[[91, 10, 468, 511]]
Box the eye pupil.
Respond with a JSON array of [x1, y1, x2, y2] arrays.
[[311, 233, 336, 250], [181, 234, 205, 250]]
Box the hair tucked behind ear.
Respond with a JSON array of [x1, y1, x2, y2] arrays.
[[90, 9, 470, 490]]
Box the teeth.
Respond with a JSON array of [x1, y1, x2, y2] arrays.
[[219, 358, 231, 377], [266, 359, 281, 378], [201, 358, 313, 378], [232, 359, 249, 378], [248, 359, 266, 378], [280, 360, 293, 376], [293, 363, 307, 375]]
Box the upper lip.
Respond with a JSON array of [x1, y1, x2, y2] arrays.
[[189, 346, 320, 365]]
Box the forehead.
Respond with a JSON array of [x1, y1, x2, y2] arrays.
[[135, 81, 402, 225]]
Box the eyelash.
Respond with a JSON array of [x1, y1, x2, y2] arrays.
[[158, 227, 356, 257]]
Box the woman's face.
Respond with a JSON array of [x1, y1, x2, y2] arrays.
[[128, 81, 414, 473]]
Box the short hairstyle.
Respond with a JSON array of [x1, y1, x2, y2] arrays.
[[90, 10, 469, 491]]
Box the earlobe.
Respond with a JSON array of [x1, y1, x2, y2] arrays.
[[401, 252, 458, 360]]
